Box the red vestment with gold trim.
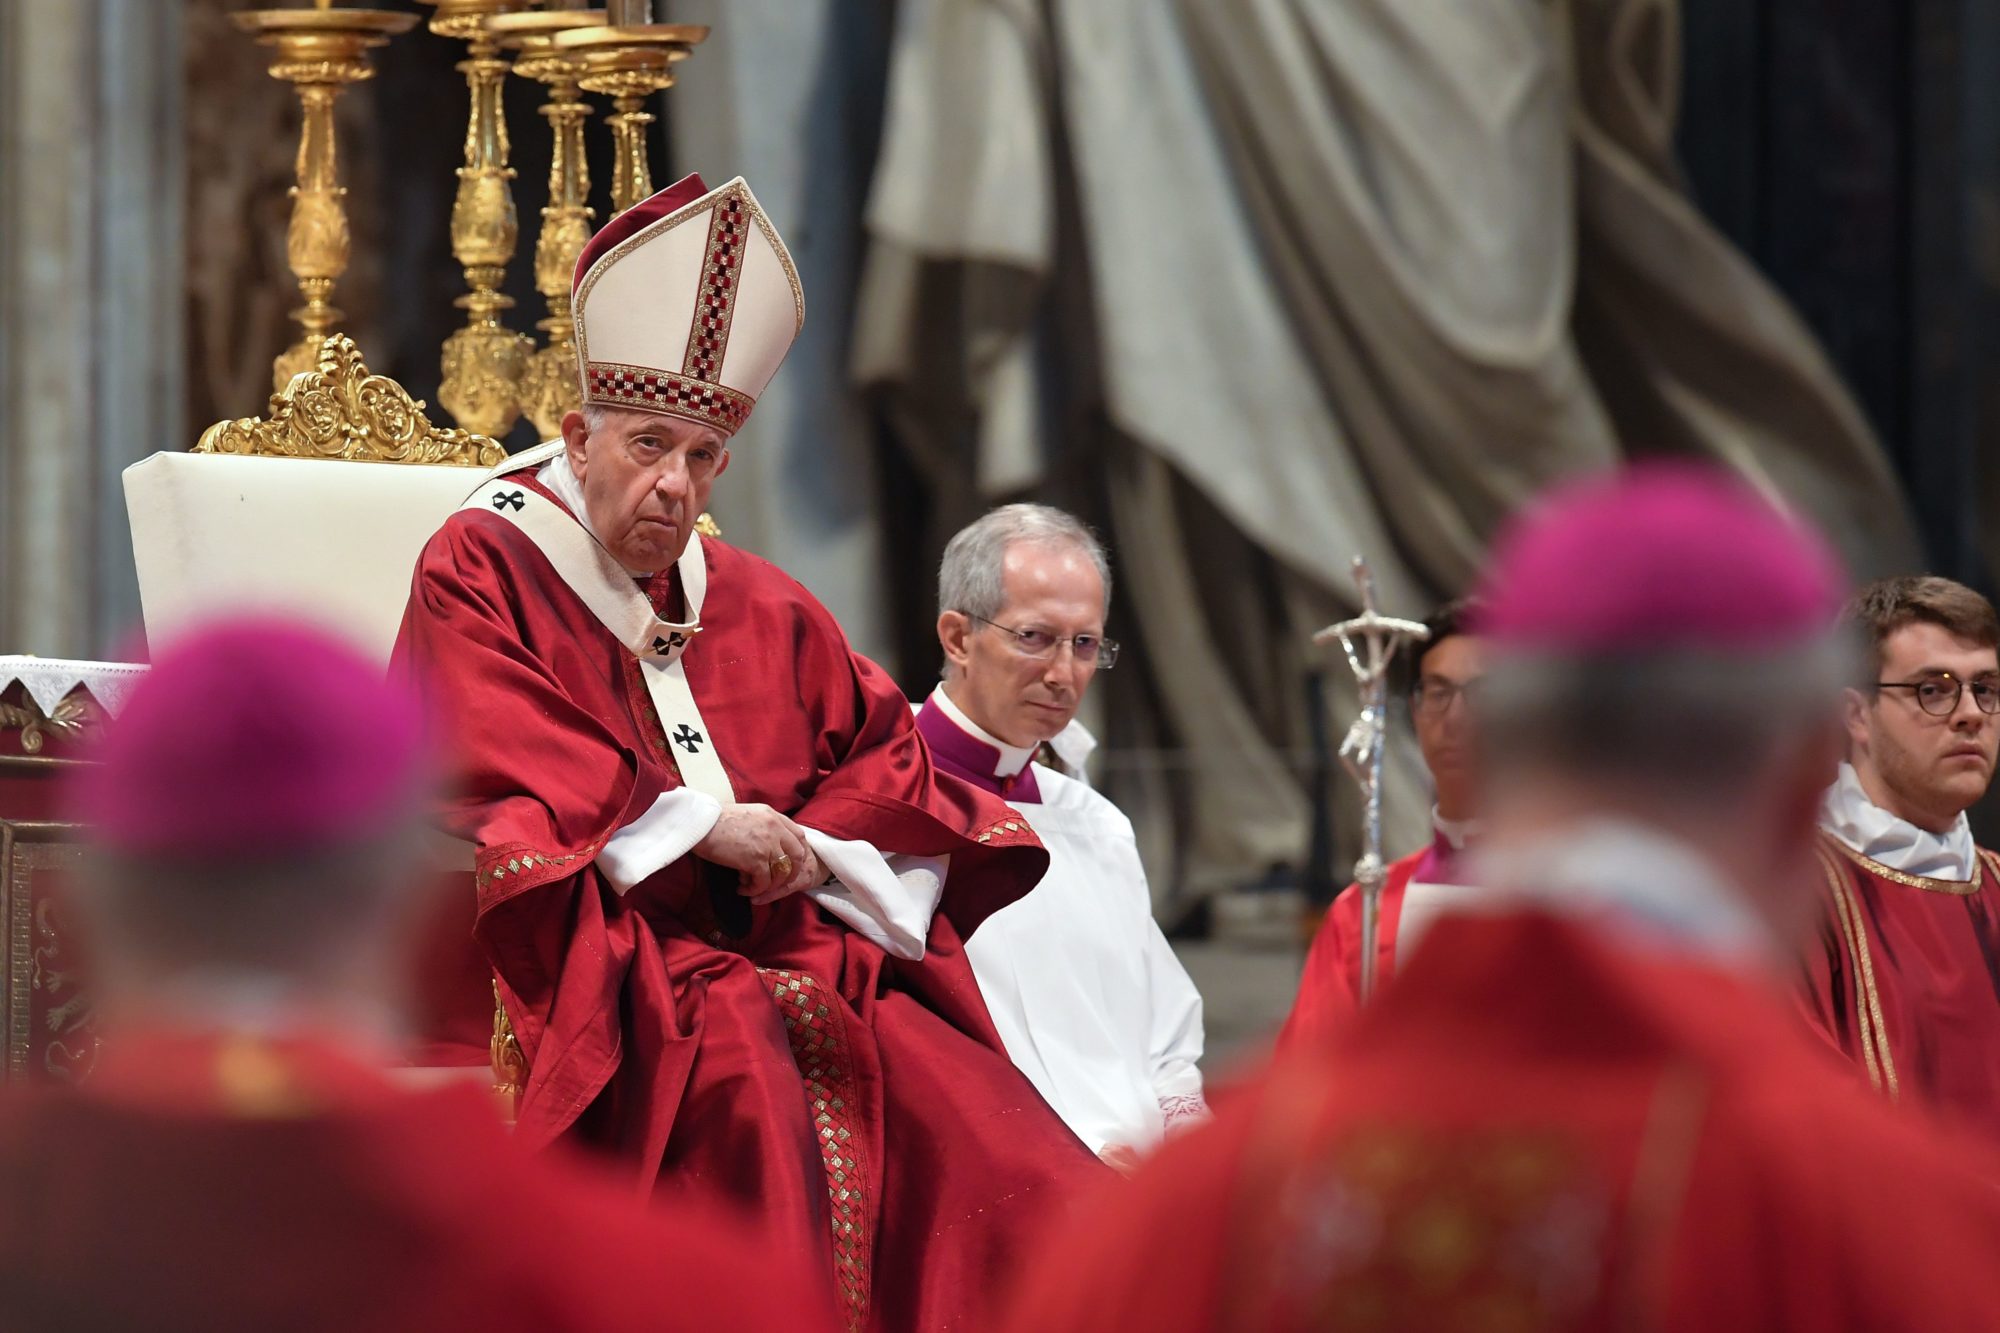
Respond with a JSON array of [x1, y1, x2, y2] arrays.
[[1000, 911, 2000, 1332], [1801, 832, 2000, 1144], [0, 1031, 831, 1332], [390, 473, 1098, 1332]]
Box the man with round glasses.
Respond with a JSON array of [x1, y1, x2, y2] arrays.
[[1280, 599, 1485, 1049], [1806, 574, 2000, 1140], [916, 504, 1207, 1167]]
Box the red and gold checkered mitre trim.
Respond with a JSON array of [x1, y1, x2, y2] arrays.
[[572, 173, 805, 438]]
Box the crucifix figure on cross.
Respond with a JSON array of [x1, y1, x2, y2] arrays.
[[1312, 557, 1429, 1003]]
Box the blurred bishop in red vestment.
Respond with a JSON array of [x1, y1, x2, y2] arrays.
[[391, 175, 1097, 1333], [998, 467, 2000, 1333], [0, 617, 828, 1333]]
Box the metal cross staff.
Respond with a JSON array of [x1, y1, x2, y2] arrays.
[[1312, 557, 1428, 1003]]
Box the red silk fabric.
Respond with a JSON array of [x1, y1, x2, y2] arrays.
[[391, 477, 1098, 1329], [0, 1032, 831, 1332], [1277, 846, 1431, 1050], [1801, 835, 2000, 1147], [1001, 912, 2000, 1332], [572, 171, 709, 294]]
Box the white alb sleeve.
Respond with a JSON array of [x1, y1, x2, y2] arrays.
[[1143, 919, 1209, 1130], [596, 788, 724, 896], [798, 826, 947, 961]]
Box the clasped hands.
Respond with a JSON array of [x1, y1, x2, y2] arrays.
[[694, 802, 827, 906]]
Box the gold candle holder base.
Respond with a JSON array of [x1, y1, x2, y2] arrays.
[[554, 23, 707, 214], [491, 9, 604, 438], [233, 5, 417, 390]]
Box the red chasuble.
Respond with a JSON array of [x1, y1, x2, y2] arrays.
[[0, 1032, 830, 1332], [999, 911, 2000, 1333], [391, 472, 1098, 1332], [1801, 833, 2000, 1145], [1279, 834, 1467, 1050]]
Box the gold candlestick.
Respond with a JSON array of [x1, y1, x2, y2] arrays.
[[554, 23, 707, 214], [490, 9, 604, 438], [424, 0, 535, 438], [233, 3, 416, 391]]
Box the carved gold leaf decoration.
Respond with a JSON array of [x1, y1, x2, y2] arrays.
[[197, 334, 504, 467], [440, 321, 532, 440], [491, 980, 526, 1119], [519, 340, 582, 439], [0, 690, 96, 755], [270, 334, 323, 393]]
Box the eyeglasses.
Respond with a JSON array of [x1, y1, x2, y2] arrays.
[[965, 613, 1120, 669], [1876, 673, 2000, 717], [1411, 677, 1480, 718]]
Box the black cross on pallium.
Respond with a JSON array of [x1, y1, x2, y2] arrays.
[[672, 724, 704, 754], [491, 489, 525, 511], [651, 631, 688, 655]]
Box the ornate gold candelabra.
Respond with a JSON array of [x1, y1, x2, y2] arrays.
[[555, 22, 707, 213], [233, 2, 416, 390], [424, 0, 536, 438], [489, 9, 604, 439]]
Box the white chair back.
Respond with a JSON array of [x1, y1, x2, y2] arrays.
[[124, 451, 479, 659]]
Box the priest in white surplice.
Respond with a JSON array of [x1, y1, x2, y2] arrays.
[[915, 505, 1207, 1165]]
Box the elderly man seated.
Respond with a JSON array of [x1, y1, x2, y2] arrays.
[[390, 176, 1096, 1333], [916, 504, 1207, 1169]]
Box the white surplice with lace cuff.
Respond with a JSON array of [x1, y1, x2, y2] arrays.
[[923, 687, 1208, 1156]]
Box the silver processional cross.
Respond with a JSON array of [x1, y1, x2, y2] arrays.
[[1312, 558, 1428, 1004]]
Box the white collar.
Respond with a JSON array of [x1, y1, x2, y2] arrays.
[[1047, 716, 1099, 778], [538, 451, 656, 578], [1818, 761, 1979, 881], [1432, 807, 1480, 852], [930, 684, 1038, 778], [1469, 819, 1772, 969]]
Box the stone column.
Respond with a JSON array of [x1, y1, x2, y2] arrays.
[[0, 0, 185, 659]]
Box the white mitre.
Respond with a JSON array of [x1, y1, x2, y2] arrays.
[[571, 172, 805, 437]]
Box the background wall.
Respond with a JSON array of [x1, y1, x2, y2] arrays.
[[1679, 0, 2000, 592]]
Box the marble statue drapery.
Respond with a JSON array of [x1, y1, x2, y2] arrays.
[[854, 0, 1917, 911]]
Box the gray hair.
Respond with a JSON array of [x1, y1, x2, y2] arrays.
[[938, 504, 1112, 623], [1477, 636, 1855, 799]]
